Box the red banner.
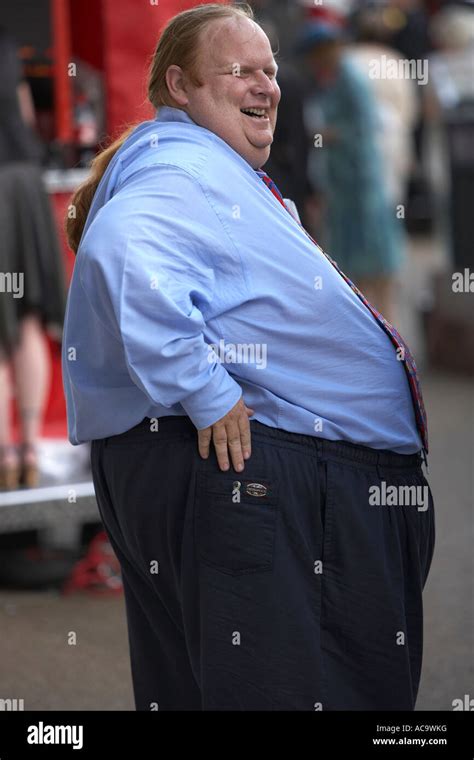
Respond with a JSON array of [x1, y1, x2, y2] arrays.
[[103, 0, 224, 136]]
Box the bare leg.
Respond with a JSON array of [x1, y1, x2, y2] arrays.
[[355, 277, 379, 309], [0, 350, 19, 490], [0, 357, 19, 475], [374, 276, 399, 327], [11, 314, 51, 469], [0, 358, 13, 446], [356, 276, 398, 326]]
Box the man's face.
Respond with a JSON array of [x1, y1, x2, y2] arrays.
[[179, 17, 281, 169]]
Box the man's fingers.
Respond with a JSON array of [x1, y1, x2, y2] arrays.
[[197, 398, 255, 470], [238, 411, 252, 460], [212, 426, 231, 471], [198, 427, 212, 459], [225, 422, 245, 472]]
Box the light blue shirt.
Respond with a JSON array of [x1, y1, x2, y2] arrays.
[[62, 105, 421, 453]]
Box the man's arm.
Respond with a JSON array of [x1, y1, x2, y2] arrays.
[[79, 163, 254, 470]]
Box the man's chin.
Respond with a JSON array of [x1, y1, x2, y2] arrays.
[[248, 136, 273, 151], [251, 145, 271, 169]]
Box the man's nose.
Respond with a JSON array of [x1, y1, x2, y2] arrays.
[[250, 71, 276, 99]]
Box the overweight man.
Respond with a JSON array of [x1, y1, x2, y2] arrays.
[[62, 4, 435, 711]]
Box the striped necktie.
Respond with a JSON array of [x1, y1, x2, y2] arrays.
[[256, 169, 429, 457]]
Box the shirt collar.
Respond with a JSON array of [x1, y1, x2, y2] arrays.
[[155, 105, 198, 126]]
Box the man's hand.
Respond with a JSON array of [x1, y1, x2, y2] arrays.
[[197, 397, 255, 472]]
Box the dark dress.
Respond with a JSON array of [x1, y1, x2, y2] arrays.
[[0, 28, 66, 359]]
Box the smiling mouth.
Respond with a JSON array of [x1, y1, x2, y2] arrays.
[[240, 107, 269, 120]]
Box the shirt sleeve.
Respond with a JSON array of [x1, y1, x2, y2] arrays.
[[78, 163, 243, 429]]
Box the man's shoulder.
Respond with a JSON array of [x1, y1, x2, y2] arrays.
[[117, 120, 212, 181], [117, 119, 253, 188]]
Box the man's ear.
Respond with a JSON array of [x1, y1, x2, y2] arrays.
[[165, 65, 189, 107]]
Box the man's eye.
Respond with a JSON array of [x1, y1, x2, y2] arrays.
[[230, 68, 276, 80]]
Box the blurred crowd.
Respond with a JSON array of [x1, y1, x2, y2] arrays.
[[246, 0, 474, 319]]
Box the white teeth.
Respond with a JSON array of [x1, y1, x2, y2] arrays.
[[242, 107, 266, 117]]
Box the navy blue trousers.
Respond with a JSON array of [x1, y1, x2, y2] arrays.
[[90, 415, 435, 711]]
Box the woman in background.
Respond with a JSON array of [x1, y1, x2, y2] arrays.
[[301, 20, 404, 323], [0, 27, 66, 489]]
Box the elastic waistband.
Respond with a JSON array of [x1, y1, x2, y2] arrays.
[[103, 415, 422, 469]]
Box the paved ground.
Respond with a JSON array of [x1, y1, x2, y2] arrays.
[[0, 237, 471, 711], [0, 589, 134, 710], [415, 371, 473, 710]]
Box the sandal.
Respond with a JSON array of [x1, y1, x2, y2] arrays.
[[19, 442, 40, 488], [0, 445, 21, 491]]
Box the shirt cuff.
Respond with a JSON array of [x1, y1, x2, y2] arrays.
[[180, 365, 243, 430]]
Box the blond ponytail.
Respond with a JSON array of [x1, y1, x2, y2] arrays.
[[66, 126, 136, 253]]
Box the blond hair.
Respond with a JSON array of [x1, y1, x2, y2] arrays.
[[66, 3, 254, 253]]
